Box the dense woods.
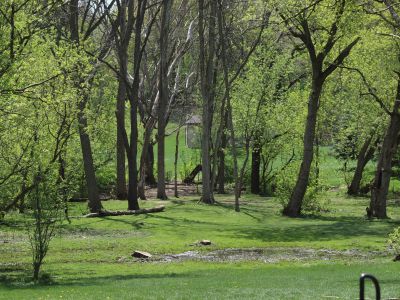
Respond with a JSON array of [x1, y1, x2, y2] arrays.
[[2, 0, 400, 218], [5, 0, 400, 294]]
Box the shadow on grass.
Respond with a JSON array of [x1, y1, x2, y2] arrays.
[[101, 216, 149, 230], [232, 217, 397, 243], [0, 271, 189, 289]]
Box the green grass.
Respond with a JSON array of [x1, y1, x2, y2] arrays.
[[2, 191, 400, 299], [1, 261, 400, 299]]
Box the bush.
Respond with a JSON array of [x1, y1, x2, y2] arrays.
[[388, 227, 400, 257]]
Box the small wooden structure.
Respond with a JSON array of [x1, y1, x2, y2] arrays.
[[185, 115, 202, 149]]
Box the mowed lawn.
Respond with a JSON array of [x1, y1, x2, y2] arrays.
[[1, 192, 400, 299]]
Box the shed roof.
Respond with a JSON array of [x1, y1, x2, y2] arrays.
[[185, 115, 201, 125]]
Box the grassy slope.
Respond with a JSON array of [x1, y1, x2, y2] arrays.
[[1, 193, 400, 299], [2, 146, 400, 299], [1, 261, 400, 299]]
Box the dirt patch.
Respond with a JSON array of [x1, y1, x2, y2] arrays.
[[60, 228, 148, 239], [145, 183, 200, 198], [158, 247, 389, 263]]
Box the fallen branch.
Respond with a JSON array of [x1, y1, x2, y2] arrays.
[[183, 164, 202, 184], [84, 206, 165, 218]]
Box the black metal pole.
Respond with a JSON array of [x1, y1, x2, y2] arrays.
[[360, 273, 381, 300]]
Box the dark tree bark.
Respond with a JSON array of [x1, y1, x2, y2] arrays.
[[198, 0, 217, 204], [116, 79, 127, 199], [281, 1, 360, 217], [284, 79, 322, 217], [216, 130, 227, 194], [370, 80, 400, 218], [77, 96, 102, 212], [114, 0, 148, 210], [157, 0, 173, 200], [251, 136, 261, 194], [138, 119, 156, 200], [347, 134, 377, 195], [145, 143, 156, 185], [112, 0, 135, 204], [174, 127, 180, 197], [217, 2, 240, 211], [183, 164, 202, 184], [69, 0, 102, 213]]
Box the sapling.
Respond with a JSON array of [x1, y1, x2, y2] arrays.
[[27, 176, 63, 282]]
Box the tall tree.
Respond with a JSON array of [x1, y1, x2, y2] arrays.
[[157, 0, 173, 200], [68, 0, 114, 213], [197, 0, 218, 204], [363, 0, 400, 218], [112, 0, 135, 200], [280, 0, 359, 217]]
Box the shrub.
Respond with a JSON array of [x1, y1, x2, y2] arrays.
[[388, 227, 400, 257]]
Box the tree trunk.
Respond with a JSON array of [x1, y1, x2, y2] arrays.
[[145, 143, 156, 185], [348, 135, 375, 195], [58, 153, 70, 222], [370, 85, 400, 218], [251, 136, 261, 194], [69, 0, 101, 213], [33, 262, 40, 281], [198, 0, 217, 204], [138, 120, 156, 200], [78, 96, 102, 213], [126, 102, 140, 210], [157, 0, 173, 200], [228, 102, 240, 212], [174, 127, 180, 197], [281, 4, 359, 217], [124, 0, 148, 211], [116, 79, 127, 199], [283, 80, 322, 217], [216, 131, 226, 194]]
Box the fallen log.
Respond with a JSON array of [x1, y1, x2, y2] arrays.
[[183, 164, 202, 184], [84, 205, 165, 218]]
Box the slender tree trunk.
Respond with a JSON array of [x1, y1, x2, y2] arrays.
[[174, 127, 180, 197], [33, 262, 41, 282], [348, 135, 375, 195], [157, 122, 167, 199], [370, 83, 400, 218], [18, 170, 28, 213], [145, 143, 156, 185], [116, 80, 127, 199], [217, 3, 240, 210], [69, 0, 101, 213], [157, 0, 173, 200], [251, 136, 261, 194], [227, 101, 240, 212], [124, 0, 148, 210], [58, 153, 70, 222], [216, 131, 227, 194], [138, 121, 156, 200], [77, 98, 102, 213], [198, 0, 217, 204], [126, 102, 139, 210], [283, 79, 322, 217]]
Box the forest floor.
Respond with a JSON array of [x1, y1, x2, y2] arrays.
[[1, 188, 400, 299]]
